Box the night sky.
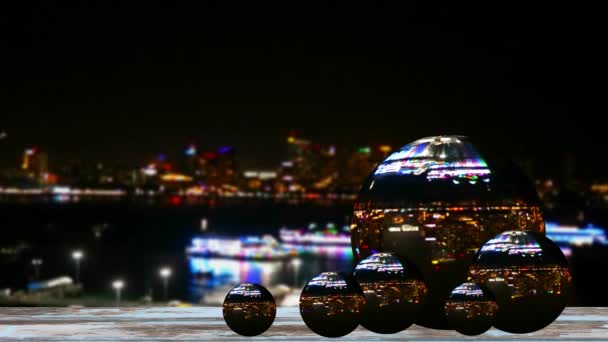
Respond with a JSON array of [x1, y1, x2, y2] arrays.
[[1, 3, 605, 176]]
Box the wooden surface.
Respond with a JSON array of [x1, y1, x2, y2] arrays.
[[1, 307, 607, 340]]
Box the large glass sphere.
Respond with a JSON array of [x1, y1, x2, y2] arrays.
[[468, 231, 571, 333], [445, 282, 498, 336], [299, 272, 365, 338], [353, 253, 427, 334], [223, 283, 276, 336], [351, 135, 544, 329]]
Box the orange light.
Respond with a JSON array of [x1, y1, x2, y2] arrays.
[[160, 173, 193, 182], [379, 145, 392, 153]]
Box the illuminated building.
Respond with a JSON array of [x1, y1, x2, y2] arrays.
[[444, 282, 498, 336], [341, 147, 376, 192], [181, 144, 200, 177], [286, 133, 317, 188], [200, 146, 238, 188], [468, 231, 571, 334], [21, 147, 50, 183], [299, 272, 365, 338], [243, 170, 277, 191], [284, 133, 341, 192], [223, 283, 276, 336], [351, 135, 544, 329], [353, 253, 427, 334]]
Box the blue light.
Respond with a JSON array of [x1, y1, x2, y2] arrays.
[[185, 145, 197, 156], [218, 146, 232, 154], [545, 222, 607, 247]]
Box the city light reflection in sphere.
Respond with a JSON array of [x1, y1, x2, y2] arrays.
[[353, 253, 427, 334], [445, 282, 498, 336], [299, 272, 365, 338], [223, 283, 276, 336], [468, 231, 571, 333], [351, 135, 544, 329]]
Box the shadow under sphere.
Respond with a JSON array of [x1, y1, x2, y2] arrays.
[[351, 135, 544, 329]]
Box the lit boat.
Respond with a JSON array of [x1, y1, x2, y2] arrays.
[[279, 223, 351, 246], [545, 222, 607, 257], [280, 222, 353, 259], [186, 235, 289, 260]]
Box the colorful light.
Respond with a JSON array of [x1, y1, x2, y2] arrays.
[[374, 137, 491, 181], [161, 173, 193, 182], [185, 145, 197, 156]]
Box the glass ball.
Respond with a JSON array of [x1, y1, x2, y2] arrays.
[[468, 231, 572, 333], [223, 283, 276, 336], [299, 272, 365, 338], [353, 253, 427, 334], [351, 135, 544, 329], [445, 282, 498, 336]]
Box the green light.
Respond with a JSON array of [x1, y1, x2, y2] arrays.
[[358, 147, 371, 154]]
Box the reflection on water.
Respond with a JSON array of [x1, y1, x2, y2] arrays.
[[188, 246, 355, 305], [190, 258, 283, 287]]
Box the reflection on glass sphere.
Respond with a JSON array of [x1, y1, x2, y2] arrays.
[[223, 283, 276, 336], [445, 282, 498, 336], [353, 253, 427, 334], [300, 272, 365, 338], [468, 231, 571, 333], [351, 135, 544, 329]]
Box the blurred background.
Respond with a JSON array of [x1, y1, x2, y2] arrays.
[[1, 134, 607, 307], [1, 2, 606, 307]]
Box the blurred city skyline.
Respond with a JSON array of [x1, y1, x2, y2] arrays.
[[0, 129, 596, 181]]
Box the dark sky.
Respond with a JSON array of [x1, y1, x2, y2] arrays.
[[1, 3, 605, 176]]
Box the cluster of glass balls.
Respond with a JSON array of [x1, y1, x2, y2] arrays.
[[223, 136, 572, 337]]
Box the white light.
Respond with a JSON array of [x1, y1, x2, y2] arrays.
[[259, 171, 277, 180], [243, 171, 258, 178], [72, 250, 83, 260], [160, 267, 172, 278], [112, 280, 124, 289], [53, 186, 71, 195], [291, 258, 302, 267]]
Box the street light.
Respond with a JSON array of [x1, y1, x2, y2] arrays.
[[112, 280, 124, 307], [71, 250, 83, 283], [159, 267, 171, 301], [31, 258, 43, 280], [291, 258, 302, 286]]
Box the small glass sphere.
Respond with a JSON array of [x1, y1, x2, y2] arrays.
[[468, 231, 572, 333], [353, 253, 427, 334], [351, 135, 544, 329], [223, 283, 276, 336], [300, 272, 365, 338], [445, 282, 498, 336]]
